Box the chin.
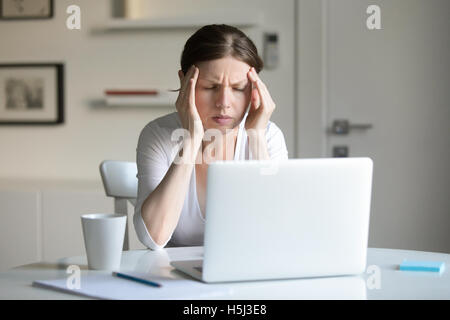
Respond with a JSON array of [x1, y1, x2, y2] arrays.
[[206, 122, 236, 135]]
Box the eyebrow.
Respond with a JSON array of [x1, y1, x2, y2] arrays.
[[200, 78, 248, 86]]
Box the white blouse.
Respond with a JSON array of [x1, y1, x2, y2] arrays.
[[133, 111, 289, 250]]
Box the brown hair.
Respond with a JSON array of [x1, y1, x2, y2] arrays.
[[180, 24, 263, 76]]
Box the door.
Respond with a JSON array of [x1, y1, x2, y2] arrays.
[[324, 0, 450, 252]]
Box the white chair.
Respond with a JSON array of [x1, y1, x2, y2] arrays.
[[99, 160, 138, 251]]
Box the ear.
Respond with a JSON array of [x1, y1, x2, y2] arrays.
[[178, 70, 184, 81]]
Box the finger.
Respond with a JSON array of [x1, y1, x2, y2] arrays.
[[252, 68, 270, 100], [251, 85, 260, 110], [181, 65, 196, 89], [177, 70, 185, 102], [247, 70, 258, 110], [248, 69, 267, 108], [249, 68, 273, 108], [250, 68, 268, 90], [188, 67, 199, 107], [180, 65, 196, 100]]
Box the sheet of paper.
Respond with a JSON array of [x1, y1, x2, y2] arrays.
[[33, 272, 233, 300]]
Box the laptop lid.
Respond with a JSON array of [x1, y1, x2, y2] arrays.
[[201, 157, 373, 282]]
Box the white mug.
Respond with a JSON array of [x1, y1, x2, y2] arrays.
[[81, 213, 127, 270]]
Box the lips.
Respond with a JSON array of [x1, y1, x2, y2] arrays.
[[213, 115, 232, 119], [212, 115, 233, 125]]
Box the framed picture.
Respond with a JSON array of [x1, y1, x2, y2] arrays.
[[0, 0, 53, 20], [0, 63, 64, 125]]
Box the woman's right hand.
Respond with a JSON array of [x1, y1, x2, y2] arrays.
[[176, 65, 204, 146]]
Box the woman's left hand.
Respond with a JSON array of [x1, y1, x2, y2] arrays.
[[244, 67, 276, 133]]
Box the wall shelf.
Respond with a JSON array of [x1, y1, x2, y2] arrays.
[[100, 12, 263, 31], [104, 95, 176, 107]]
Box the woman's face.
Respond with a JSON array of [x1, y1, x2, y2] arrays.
[[194, 56, 252, 133]]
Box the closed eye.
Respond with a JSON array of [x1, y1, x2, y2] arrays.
[[204, 86, 246, 91]]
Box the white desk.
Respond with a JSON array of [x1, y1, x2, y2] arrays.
[[0, 247, 449, 299]]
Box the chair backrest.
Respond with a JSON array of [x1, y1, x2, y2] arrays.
[[99, 160, 138, 250], [99, 160, 138, 200]]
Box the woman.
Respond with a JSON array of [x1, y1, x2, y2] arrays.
[[134, 24, 288, 250]]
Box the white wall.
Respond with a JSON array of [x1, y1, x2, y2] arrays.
[[0, 178, 147, 271], [0, 0, 296, 181], [297, 0, 450, 253], [0, 0, 296, 268]]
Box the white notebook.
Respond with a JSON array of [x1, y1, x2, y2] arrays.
[[33, 272, 233, 300]]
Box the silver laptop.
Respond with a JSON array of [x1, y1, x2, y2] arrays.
[[171, 157, 373, 283]]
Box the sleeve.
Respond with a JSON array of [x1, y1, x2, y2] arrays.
[[133, 123, 173, 250], [266, 121, 289, 160]]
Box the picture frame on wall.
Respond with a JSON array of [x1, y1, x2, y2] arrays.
[[0, 63, 64, 125], [0, 0, 53, 20]]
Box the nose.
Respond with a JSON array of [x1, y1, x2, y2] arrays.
[[215, 86, 232, 108]]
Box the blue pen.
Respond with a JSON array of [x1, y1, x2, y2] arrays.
[[112, 272, 162, 288]]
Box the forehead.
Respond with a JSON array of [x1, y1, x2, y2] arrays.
[[197, 57, 250, 83]]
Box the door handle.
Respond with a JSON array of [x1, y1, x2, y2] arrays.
[[331, 119, 373, 135]]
